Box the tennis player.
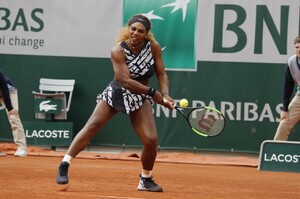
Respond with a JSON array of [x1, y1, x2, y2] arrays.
[[56, 14, 174, 192]]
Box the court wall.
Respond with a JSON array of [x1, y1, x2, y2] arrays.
[[1, 0, 300, 153]]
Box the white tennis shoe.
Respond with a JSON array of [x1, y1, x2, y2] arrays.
[[14, 149, 27, 157]]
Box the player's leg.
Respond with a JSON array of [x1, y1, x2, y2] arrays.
[[130, 100, 162, 192], [274, 95, 300, 140], [56, 100, 117, 184], [66, 100, 117, 157]]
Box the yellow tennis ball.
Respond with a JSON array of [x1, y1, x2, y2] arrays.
[[180, 98, 188, 108]]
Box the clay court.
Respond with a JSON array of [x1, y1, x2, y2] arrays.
[[1, 143, 300, 199]]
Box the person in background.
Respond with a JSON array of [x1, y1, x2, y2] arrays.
[[274, 36, 300, 140], [56, 14, 174, 192], [0, 68, 27, 157]]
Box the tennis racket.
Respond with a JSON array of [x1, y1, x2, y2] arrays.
[[175, 105, 226, 137]]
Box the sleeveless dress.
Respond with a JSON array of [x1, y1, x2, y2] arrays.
[[97, 39, 156, 114]]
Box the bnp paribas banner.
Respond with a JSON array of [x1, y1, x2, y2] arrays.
[[2, 0, 298, 65], [198, 0, 300, 64]]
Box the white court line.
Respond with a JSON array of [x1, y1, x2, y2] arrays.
[[58, 192, 145, 199], [88, 195, 145, 199]]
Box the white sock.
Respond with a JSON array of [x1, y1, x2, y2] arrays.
[[62, 154, 73, 164], [141, 169, 152, 178]]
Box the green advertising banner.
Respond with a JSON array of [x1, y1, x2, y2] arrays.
[[258, 140, 300, 173], [123, 0, 198, 71], [23, 121, 73, 146]]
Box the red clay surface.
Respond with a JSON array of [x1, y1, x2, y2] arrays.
[[1, 143, 300, 199]]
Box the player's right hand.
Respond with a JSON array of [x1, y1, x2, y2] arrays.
[[162, 98, 174, 110]]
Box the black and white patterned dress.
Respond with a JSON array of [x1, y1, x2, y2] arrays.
[[97, 39, 155, 114]]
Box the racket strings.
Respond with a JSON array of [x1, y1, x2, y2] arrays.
[[188, 109, 225, 136]]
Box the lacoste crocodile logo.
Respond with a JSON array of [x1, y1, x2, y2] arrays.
[[39, 100, 57, 112]]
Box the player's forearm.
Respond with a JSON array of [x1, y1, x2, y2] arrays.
[[157, 73, 169, 95]]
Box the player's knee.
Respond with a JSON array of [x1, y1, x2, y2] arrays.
[[86, 119, 102, 133], [143, 135, 158, 149]]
